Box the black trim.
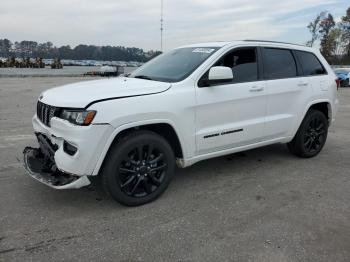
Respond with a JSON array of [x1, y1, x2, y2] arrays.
[[291, 49, 304, 76], [63, 141, 77, 156], [257, 47, 264, 81], [221, 128, 243, 136], [84, 86, 171, 109], [92, 123, 110, 126], [203, 128, 243, 139], [203, 133, 220, 139], [205, 78, 234, 86], [37, 101, 59, 127]]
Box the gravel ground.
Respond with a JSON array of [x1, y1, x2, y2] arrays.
[[0, 77, 350, 262]]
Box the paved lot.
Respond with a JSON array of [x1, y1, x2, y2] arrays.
[[0, 66, 135, 77], [0, 77, 350, 262]]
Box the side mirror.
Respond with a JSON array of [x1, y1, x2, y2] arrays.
[[208, 66, 233, 83]]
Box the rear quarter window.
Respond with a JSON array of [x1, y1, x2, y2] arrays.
[[295, 50, 327, 76]]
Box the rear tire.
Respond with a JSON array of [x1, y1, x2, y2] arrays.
[[101, 130, 175, 206], [287, 109, 328, 158]]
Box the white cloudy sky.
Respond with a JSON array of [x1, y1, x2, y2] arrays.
[[0, 0, 348, 51]]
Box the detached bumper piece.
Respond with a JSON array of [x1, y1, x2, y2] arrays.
[[23, 133, 90, 189]]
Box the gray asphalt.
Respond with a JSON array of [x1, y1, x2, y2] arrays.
[[1, 77, 350, 262]]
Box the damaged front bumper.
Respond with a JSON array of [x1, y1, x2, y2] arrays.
[[23, 133, 91, 189]]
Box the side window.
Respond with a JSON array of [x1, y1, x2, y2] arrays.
[[213, 48, 258, 83], [295, 51, 327, 76], [262, 48, 297, 80]]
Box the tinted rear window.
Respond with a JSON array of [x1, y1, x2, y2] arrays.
[[262, 48, 297, 80], [295, 51, 327, 76]]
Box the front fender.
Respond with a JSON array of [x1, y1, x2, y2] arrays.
[[91, 119, 186, 176]]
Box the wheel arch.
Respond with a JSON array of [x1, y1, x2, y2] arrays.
[[306, 100, 332, 125], [92, 120, 185, 176], [291, 99, 332, 140]]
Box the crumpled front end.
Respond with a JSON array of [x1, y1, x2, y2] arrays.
[[22, 109, 114, 189], [23, 133, 91, 189]]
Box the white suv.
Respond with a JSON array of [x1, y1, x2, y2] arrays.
[[23, 40, 339, 206]]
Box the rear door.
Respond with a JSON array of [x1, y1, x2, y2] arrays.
[[261, 47, 307, 139], [294, 50, 329, 92]]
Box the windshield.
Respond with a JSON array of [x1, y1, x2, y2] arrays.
[[130, 47, 219, 82]]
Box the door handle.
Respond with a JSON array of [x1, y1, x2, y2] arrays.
[[298, 82, 308, 87], [249, 86, 264, 92]]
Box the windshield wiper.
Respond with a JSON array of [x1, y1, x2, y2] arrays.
[[133, 75, 154, 81]]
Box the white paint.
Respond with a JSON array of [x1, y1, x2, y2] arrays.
[[27, 40, 338, 189]]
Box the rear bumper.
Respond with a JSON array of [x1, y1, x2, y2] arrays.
[[23, 134, 91, 189]]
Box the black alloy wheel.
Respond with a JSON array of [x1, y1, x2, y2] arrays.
[[102, 130, 175, 206], [287, 109, 328, 158], [303, 116, 326, 154], [118, 144, 167, 197]]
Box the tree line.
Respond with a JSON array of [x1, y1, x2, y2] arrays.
[[307, 7, 350, 64], [0, 39, 161, 62], [2, 8, 349, 65]]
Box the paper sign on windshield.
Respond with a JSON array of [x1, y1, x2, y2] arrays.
[[192, 48, 215, 54]]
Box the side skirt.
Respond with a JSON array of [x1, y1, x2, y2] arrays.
[[176, 136, 293, 168]]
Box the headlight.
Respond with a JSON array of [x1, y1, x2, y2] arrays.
[[59, 109, 96, 126]]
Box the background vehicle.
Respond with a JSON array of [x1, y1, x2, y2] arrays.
[[334, 68, 350, 87], [23, 40, 338, 206]]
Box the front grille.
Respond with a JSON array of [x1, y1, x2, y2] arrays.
[[37, 101, 58, 127]]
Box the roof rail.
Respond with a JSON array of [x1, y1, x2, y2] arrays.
[[243, 39, 306, 47]]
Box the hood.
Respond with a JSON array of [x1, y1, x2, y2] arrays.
[[39, 77, 171, 108]]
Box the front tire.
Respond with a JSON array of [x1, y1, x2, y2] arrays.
[[287, 109, 328, 158], [101, 130, 175, 206]]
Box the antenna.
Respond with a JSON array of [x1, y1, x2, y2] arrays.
[[160, 0, 164, 52]]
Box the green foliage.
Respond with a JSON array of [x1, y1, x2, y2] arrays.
[[340, 7, 350, 56], [307, 7, 350, 64], [0, 40, 161, 62], [306, 12, 323, 47], [319, 13, 336, 61]]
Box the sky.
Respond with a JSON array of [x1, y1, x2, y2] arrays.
[[0, 0, 349, 51]]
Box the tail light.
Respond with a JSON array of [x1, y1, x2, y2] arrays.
[[335, 79, 340, 90]]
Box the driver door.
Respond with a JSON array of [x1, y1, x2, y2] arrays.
[[195, 47, 267, 155]]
